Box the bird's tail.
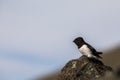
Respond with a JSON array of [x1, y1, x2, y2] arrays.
[[97, 52, 103, 55], [95, 52, 103, 59]]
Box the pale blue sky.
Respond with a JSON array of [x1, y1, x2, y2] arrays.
[[0, 0, 120, 80]]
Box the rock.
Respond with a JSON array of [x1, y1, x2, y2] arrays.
[[58, 55, 112, 80]]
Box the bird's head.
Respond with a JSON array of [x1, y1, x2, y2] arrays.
[[73, 37, 85, 48]]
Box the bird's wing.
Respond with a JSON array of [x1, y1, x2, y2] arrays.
[[85, 43, 102, 58], [85, 43, 97, 53]]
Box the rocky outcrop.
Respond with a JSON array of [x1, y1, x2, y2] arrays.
[[39, 55, 112, 80], [58, 55, 112, 80]]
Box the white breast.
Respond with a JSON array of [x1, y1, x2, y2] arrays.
[[79, 45, 93, 58]]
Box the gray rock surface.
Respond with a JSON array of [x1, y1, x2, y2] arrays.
[[39, 55, 112, 80], [58, 55, 112, 80]]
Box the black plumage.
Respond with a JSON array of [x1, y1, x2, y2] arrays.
[[73, 37, 102, 59]]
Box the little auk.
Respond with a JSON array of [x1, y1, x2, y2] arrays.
[[73, 37, 102, 59]]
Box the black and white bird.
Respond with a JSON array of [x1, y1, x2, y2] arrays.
[[73, 37, 102, 59]]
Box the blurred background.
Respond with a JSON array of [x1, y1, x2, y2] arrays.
[[0, 0, 120, 80]]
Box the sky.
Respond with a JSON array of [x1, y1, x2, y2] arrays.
[[0, 0, 120, 80]]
